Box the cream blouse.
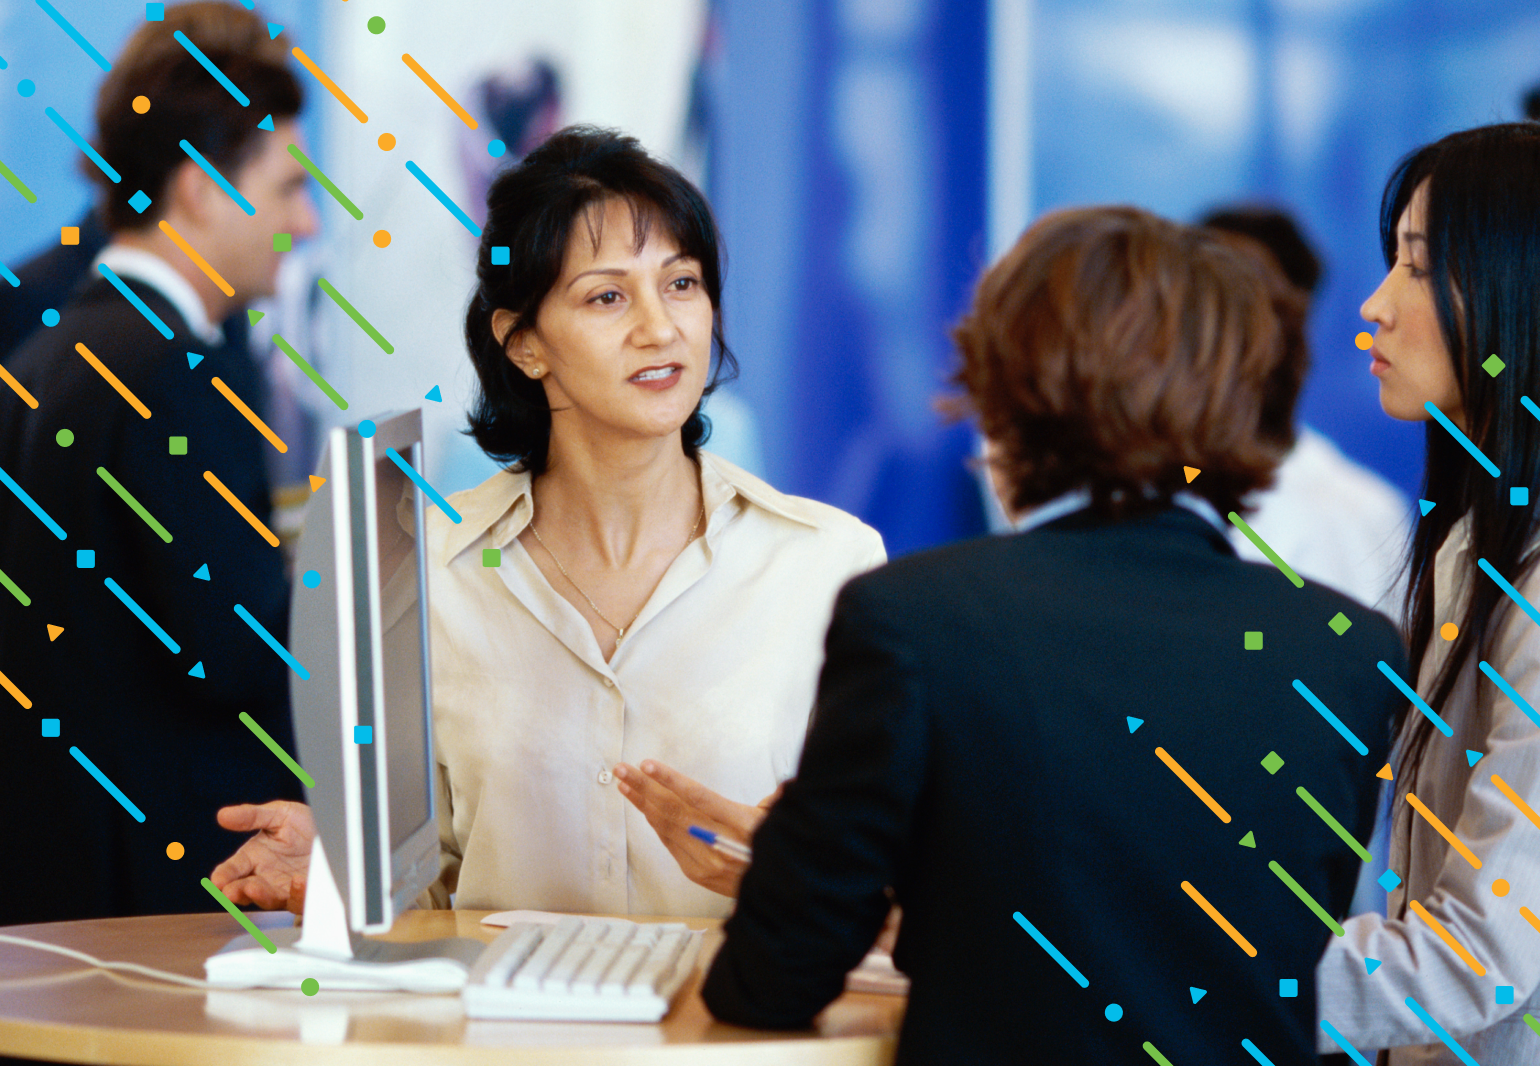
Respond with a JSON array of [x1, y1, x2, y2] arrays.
[[421, 451, 885, 918]]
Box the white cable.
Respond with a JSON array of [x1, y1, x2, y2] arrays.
[[0, 933, 225, 990]]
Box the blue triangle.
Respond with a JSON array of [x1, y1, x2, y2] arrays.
[[188, 661, 205, 678], [258, 114, 275, 132], [267, 23, 283, 40], [1419, 499, 1436, 516], [1365, 958, 1381, 975], [1126, 716, 1143, 733], [1190, 987, 1206, 1004], [193, 564, 210, 581], [186, 352, 204, 369], [1467, 749, 1484, 767], [425, 385, 443, 403]]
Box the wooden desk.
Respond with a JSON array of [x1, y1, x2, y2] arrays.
[[0, 910, 903, 1065]]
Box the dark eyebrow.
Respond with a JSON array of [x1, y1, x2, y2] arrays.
[[565, 253, 696, 291], [1402, 232, 1427, 245]]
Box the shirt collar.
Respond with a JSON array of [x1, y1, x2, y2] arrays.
[[92, 245, 224, 346], [435, 450, 822, 567], [1010, 488, 1227, 536]]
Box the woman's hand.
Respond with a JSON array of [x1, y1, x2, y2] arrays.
[[615, 760, 780, 898], [210, 800, 316, 914]]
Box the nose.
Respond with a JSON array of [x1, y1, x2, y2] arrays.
[[292, 190, 321, 242], [629, 287, 679, 349], [1360, 269, 1393, 331]]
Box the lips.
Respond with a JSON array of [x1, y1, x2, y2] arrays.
[[1370, 347, 1390, 376], [629, 364, 681, 383]]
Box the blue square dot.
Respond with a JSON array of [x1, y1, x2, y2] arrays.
[[490, 245, 510, 266], [145, 2, 164, 19], [75, 549, 95, 568], [41, 719, 59, 738], [1498, 985, 1515, 1004], [1279, 978, 1298, 998], [353, 725, 372, 744], [1512, 487, 1529, 507], [1378, 869, 1402, 892], [128, 190, 152, 214]]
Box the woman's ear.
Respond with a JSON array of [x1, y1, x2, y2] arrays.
[[493, 310, 547, 380]]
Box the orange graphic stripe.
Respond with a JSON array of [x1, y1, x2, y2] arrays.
[[0, 363, 37, 409], [1181, 880, 1257, 957], [203, 470, 279, 547], [1408, 899, 1486, 975], [291, 46, 367, 123], [0, 668, 31, 709], [401, 53, 477, 129], [1155, 747, 1232, 823], [1491, 774, 1540, 833], [75, 343, 150, 419], [158, 220, 234, 297], [1406, 793, 1481, 868], [211, 377, 287, 453]]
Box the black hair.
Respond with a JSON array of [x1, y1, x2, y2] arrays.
[[1524, 83, 1540, 121], [1383, 123, 1540, 826], [1198, 205, 1323, 296], [463, 125, 737, 473]]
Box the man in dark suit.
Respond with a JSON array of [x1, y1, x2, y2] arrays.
[[0, 2, 317, 923], [703, 208, 1406, 1064]]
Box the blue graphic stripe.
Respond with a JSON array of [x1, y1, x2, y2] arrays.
[[0, 462, 67, 540], [385, 446, 462, 524], [103, 578, 180, 653], [69, 747, 145, 822], [234, 603, 310, 679], [97, 264, 174, 339], [1377, 660, 1453, 737], [1477, 661, 1540, 733], [1241, 1039, 1277, 1066], [179, 140, 255, 216], [1292, 679, 1368, 755], [1319, 1020, 1374, 1066], [1405, 996, 1482, 1066], [44, 106, 119, 183], [173, 31, 249, 106], [1012, 911, 1089, 988], [33, 0, 111, 72], [1425, 401, 1499, 477], [1521, 395, 1540, 424], [0, 262, 18, 287], [404, 160, 481, 235], [1477, 557, 1540, 630]]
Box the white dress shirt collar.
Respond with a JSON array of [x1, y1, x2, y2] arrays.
[[92, 244, 224, 346], [1011, 487, 1227, 536]]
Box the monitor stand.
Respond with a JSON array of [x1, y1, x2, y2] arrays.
[[203, 835, 485, 992]]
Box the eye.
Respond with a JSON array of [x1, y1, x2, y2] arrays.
[[589, 290, 622, 306], [669, 276, 700, 292]]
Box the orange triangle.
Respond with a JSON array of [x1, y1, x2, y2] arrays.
[[46, 624, 63, 641], [309, 475, 326, 492], [1183, 466, 1200, 483], [1376, 763, 1393, 781]]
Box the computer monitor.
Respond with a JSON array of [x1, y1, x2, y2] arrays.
[[206, 410, 482, 991]]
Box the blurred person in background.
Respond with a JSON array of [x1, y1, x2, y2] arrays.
[[0, 1, 316, 922]]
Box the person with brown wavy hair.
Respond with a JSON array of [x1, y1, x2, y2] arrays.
[[702, 206, 1404, 1065]]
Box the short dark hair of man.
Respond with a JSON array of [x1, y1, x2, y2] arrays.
[[1198, 204, 1322, 296], [90, 2, 302, 233], [950, 206, 1307, 520]]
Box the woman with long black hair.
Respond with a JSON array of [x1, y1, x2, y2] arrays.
[[1316, 122, 1540, 1065]]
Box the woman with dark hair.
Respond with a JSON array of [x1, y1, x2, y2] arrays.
[[211, 126, 883, 919], [1315, 123, 1540, 1065]]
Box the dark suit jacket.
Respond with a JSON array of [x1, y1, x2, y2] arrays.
[[704, 506, 1406, 1065], [0, 210, 110, 363], [0, 274, 302, 923]]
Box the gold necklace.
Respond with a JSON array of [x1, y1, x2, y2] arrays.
[[528, 502, 705, 643]]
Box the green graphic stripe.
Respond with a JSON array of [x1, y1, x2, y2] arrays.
[[286, 143, 363, 220], [238, 711, 316, 788], [96, 467, 172, 543], [0, 567, 29, 606], [1143, 1041, 1175, 1066], [318, 277, 393, 354], [1524, 1013, 1540, 1037], [272, 334, 348, 411], [1227, 512, 1304, 588], [1269, 859, 1345, 936], [1296, 786, 1373, 862], [0, 158, 36, 204], [201, 877, 277, 953]]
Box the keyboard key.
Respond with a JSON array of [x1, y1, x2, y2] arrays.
[[511, 916, 583, 991]]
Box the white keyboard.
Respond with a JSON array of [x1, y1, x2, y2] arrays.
[[462, 915, 703, 1022]]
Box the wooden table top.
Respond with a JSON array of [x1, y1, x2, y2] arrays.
[[0, 909, 903, 1065]]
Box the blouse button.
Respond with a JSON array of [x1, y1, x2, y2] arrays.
[[604, 678, 615, 688], [597, 769, 614, 785]]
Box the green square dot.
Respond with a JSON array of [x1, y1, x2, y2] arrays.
[[1482, 354, 1505, 377], [1244, 631, 1263, 650], [1261, 750, 1285, 775], [168, 436, 187, 455], [1328, 612, 1352, 636], [482, 548, 501, 568], [273, 233, 292, 252]]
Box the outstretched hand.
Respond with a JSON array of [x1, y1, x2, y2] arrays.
[[210, 800, 316, 914], [615, 760, 780, 898]]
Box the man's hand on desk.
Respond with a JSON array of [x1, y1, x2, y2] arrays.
[[210, 800, 315, 914], [614, 761, 780, 898]]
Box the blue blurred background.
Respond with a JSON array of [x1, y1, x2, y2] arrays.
[[3, 0, 1539, 556]]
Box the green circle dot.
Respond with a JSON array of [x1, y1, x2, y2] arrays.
[[55, 428, 74, 447], [301, 977, 320, 996], [367, 15, 385, 34]]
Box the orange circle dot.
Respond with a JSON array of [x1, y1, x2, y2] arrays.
[[377, 132, 396, 151], [166, 841, 185, 860], [132, 95, 151, 114], [373, 230, 391, 248], [1355, 332, 1373, 350], [1440, 622, 1459, 641], [1494, 878, 1510, 897]]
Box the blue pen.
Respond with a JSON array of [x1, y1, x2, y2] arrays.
[[688, 825, 752, 862]]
